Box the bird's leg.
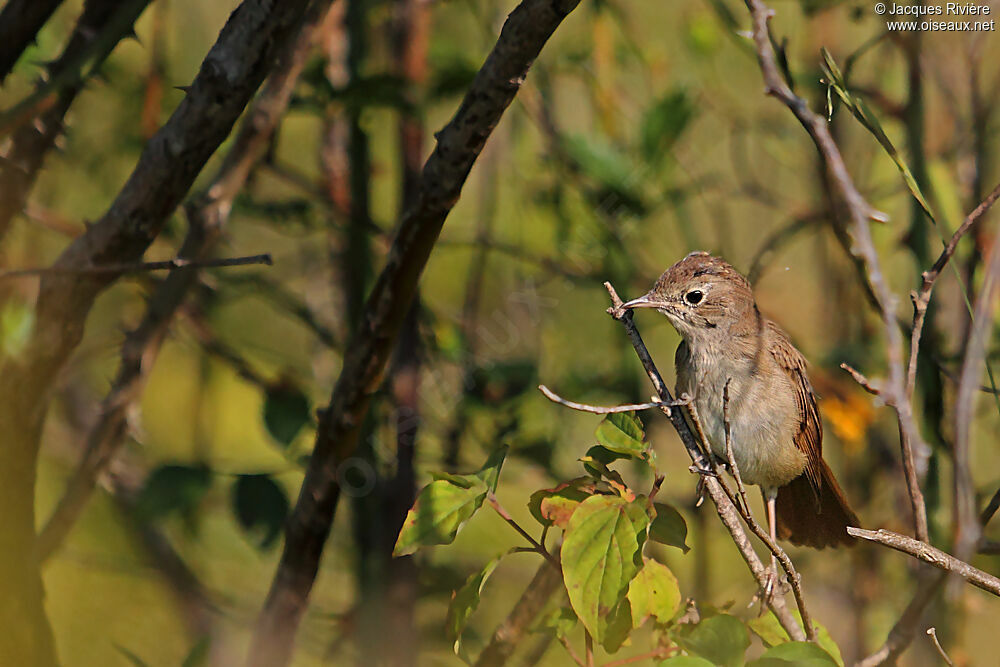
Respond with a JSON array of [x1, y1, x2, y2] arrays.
[[762, 488, 779, 600]]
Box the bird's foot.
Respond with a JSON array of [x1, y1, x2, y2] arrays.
[[750, 557, 789, 608]]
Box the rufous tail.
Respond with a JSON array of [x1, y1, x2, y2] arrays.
[[775, 458, 860, 549]]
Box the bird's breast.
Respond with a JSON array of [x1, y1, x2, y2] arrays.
[[679, 346, 806, 489]]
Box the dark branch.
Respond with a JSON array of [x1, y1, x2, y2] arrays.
[[249, 2, 584, 664]]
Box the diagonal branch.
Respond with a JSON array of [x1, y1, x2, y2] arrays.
[[248, 1, 584, 665], [848, 528, 1000, 597], [0, 0, 154, 244], [0, 0, 65, 82]]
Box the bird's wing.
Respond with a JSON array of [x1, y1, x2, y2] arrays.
[[767, 321, 823, 497]]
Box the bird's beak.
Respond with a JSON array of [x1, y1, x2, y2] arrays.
[[621, 293, 663, 310]]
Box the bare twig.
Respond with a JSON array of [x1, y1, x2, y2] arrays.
[[557, 635, 587, 667], [585, 631, 594, 667], [926, 628, 955, 666], [981, 486, 1000, 526], [0, 253, 272, 279], [537, 384, 680, 414], [250, 3, 584, 664], [605, 282, 807, 642], [487, 493, 559, 569], [848, 528, 1000, 597], [722, 380, 752, 518]]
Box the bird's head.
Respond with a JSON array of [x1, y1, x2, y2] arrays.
[[622, 252, 757, 342]]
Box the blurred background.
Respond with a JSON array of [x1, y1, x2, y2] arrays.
[[2, 0, 999, 664]]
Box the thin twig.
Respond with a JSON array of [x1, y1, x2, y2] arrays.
[[0, 253, 272, 279], [557, 635, 586, 667], [538, 384, 682, 414], [722, 380, 752, 518], [584, 631, 594, 667], [926, 628, 955, 666], [487, 493, 559, 569], [981, 486, 1000, 526], [848, 527, 1000, 597]]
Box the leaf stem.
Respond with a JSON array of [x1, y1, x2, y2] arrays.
[[487, 492, 559, 569]]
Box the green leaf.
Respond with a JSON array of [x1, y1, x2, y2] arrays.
[[748, 610, 844, 666], [393, 479, 487, 556], [447, 554, 504, 655], [232, 474, 290, 550], [394, 448, 506, 557], [820, 48, 934, 223], [747, 642, 839, 666], [640, 89, 695, 165], [263, 383, 311, 447], [675, 614, 749, 667], [474, 445, 508, 493], [594, 412, 646, 455], [628, 558, 681, 628], [528, 477, 594, 528], [658, 658, 715, 667], [649, 502, 690, 552], [747, 611, 788, 647], [561, 495, 650, 644], [601, 600, 634, 653], [134, 465, 212, 522], [533, 607, 578, 638]]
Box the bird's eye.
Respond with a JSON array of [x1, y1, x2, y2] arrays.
[[685, 290, 703, 305]]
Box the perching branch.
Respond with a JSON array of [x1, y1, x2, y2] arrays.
[[604, 281, 808, 643], [848, 528, 1000, 597], [249, 2, 584, 664]]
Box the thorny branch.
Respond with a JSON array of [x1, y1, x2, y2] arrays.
[[250, 2, 585, 664]]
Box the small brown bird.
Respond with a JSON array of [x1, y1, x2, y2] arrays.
[[623, 252, 859, 548]]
